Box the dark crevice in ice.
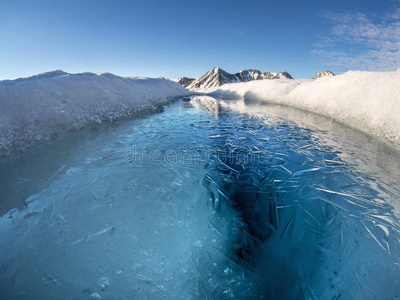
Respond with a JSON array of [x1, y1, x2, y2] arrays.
[[198, 101, 400, 299]]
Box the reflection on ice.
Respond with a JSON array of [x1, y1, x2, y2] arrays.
[[0, 96, 400, 299]]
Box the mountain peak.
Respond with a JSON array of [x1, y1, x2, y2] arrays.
[[313, 70, 335, 79]]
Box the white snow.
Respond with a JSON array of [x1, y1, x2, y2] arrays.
[[0, 71, 190, 156], [211, 69, 400, 149]]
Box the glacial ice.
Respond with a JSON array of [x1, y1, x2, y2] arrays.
[[0, 97, 400, 299], [0, 71, 189, 156], [211, 69, 400, 150]]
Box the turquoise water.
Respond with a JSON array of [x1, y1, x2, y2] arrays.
[[0, 96, 400, 299]]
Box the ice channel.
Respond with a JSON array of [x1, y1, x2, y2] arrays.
[[0, 96, 399, 299]]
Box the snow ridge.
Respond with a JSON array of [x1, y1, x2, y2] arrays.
[[211, 69, 400, 149], [0, 71, 190, 156]]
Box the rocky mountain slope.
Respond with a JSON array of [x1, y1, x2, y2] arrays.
[[313, 70, 335, 79], [172, 77, 195, 87]]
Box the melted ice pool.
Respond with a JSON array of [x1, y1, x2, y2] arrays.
[[0, 96, 400, 299]]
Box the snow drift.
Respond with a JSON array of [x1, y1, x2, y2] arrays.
[[211, 69, 400, 149], [0, 71, 190, 156]]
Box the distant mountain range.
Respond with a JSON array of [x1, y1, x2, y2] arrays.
[[175, 67, 293, 89]]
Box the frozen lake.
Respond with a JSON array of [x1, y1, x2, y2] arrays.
[[1, 96, 400, 299]]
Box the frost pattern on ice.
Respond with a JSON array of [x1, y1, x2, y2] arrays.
[[194, 98, 400, 299], [0, 70, 190, 156], [211, 69, 400, 149]]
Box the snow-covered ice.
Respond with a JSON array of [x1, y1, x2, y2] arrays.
[[0, 70, 189, 156], [210, 69, 400, 149]]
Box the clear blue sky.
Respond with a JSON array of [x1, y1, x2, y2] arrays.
[[0, 0, 399, 80]]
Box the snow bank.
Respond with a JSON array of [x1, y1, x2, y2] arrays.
[[0, 71, 190, 156], [211, 69, 400, 149]]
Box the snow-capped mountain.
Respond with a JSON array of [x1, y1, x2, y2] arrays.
[[313, 70, 335, 79], [172, 77, 195, 87], [187, 67, 293, 89]]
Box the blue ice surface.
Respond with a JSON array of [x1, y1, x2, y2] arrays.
[[0, 96, 399, 299]]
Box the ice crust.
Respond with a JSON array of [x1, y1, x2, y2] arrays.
[[0, 71, 190, 156], [211, 69, 400, 149], [1, 98, 400, 299]]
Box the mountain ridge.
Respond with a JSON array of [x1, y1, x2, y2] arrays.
[[185, 67, 293, 89], [172, 77, 195, 87]]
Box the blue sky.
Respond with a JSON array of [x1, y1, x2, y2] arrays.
[[0, 0, 399, 80]]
